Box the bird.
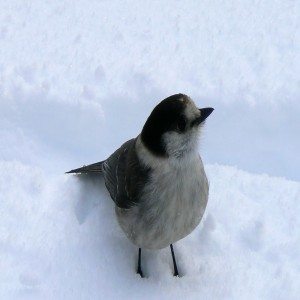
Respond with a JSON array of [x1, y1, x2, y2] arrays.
[[66, 93, 214, 277]]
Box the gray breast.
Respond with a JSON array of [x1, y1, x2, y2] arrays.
[[116, 156, 209, 249]]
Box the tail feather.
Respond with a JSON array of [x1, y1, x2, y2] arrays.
[[66, 161, 104, 174]]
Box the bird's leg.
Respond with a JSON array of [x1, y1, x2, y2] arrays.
[[137, 248, 144, 278], [170, 244, 179, 277]]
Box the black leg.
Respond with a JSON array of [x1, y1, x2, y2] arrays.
[[170, 244, 179, 277], [137, 248, 144, 278]]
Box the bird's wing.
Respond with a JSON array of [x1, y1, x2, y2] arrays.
[[102, 138, 150, 209]]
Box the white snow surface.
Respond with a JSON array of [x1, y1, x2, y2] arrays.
[[1, 1, 300, 299]]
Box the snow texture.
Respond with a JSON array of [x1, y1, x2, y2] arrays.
[[1, 1, 300, 299]]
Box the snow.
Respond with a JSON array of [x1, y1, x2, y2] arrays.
[[1, 1, 300, 299], [1, 162, 299, 299]]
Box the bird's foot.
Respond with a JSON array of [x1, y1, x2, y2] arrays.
[[137, 267, 144, 278]]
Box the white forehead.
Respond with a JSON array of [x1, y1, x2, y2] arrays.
[[179, 96, 200, 120]]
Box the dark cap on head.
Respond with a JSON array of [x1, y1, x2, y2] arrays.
[[141, 94, 189, 157]]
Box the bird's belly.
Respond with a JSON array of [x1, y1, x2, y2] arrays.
[[116, 162, 209, 249]]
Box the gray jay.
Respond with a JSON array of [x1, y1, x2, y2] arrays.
[[66, 93, 214, 277]]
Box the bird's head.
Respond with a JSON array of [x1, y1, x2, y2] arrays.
[[141, 94, 214, 159]]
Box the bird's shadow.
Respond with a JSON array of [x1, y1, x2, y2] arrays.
[[72, 174, 107, 224]]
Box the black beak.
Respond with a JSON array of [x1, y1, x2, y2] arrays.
[[193, 107, 214, 126]]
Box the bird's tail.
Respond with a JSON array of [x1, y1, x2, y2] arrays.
[[65, 161, 104, 174]]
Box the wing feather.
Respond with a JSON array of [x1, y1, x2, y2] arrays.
[[103, 138, 150, 209]]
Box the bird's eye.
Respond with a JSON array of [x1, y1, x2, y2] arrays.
[[177, 117, 187, 131]]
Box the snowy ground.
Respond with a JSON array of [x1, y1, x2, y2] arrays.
[[1, 1, 300, 299]]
